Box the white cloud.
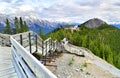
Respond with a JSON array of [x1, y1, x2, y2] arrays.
[[18, 5, 33, 12], [0, 0, 120, 24]]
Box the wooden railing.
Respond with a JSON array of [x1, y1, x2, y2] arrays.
[[10, 36, 57, 78], [0, 33, 10, 46]]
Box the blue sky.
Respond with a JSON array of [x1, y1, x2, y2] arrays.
[[0, 0, 120, 24]]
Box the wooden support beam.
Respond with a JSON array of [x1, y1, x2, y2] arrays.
[[29, 33, 32, 54], [41, 59, 55, 62], [42, 41, 44, 55], [35, 35, 38, 52], [20, 34, 23, 45], [45, 64, 57, 67], [45, 41, 47, 65]]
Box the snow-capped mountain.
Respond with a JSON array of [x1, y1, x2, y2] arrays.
[[0, 14, 64, 34]]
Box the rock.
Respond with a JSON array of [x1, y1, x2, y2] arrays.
[[86, 60, 92, 64], [76, 69, 79, 72]]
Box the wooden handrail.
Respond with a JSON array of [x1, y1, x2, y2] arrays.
[[10, 36, 57, 78]]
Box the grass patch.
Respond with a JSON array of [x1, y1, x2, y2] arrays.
[[86, 72, 91, 75], [68, 56, 75, 66], [68, 60, 73, 66], [83, 62, 88, 67], [79, 65, 83, 72], [79, 68, 83, 72]]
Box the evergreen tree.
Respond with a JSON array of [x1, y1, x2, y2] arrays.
[[116, 55, 120, 69], [99, 43, 105, 60], [20, 17, 23, 32], [23, 21, 29, 32], [14, 17, 19, 33], [39, 28, 44, 39], [81, 35, 87, 47], [4, 18, 11, 34], [105, 45, 113, 65]]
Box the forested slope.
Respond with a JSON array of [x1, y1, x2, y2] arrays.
[[44, 24, 120, 69]]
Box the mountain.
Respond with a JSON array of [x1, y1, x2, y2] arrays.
[[0, 14, 65, 34], [81, 18, 107, 28]]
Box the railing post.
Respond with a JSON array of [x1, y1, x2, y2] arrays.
[[42, 41, 44, 55], [55, 41, 56, 50], [2, 37, 4, 46], [45, 41, 47, 65], [55, 40, 58, 49], [49, 39, 51, 50], [50, 39, 52, 50], [29, 33, 32, 54], [20, 34, 23, 45], [35, 35, 38, 52], [53, 42, 55, 51]]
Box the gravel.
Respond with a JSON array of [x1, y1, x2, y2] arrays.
[[46, 53, 116, 78], [46, 43, 120, 78]]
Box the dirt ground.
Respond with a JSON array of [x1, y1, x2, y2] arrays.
[[46, 53, 117, 78]]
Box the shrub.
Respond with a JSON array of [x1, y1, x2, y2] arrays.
[[83, 62, 88, 67], [86, 72, 90, 75], [68, 56, 75, 66]]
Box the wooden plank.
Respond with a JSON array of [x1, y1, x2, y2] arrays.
[[0, 73, 18, 78], [0, 47, 18, 78]]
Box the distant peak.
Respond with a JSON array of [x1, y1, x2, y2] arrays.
[[83, 18, 107, 28]]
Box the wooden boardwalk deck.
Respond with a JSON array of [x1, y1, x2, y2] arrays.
[[0, 47, 18, 78]]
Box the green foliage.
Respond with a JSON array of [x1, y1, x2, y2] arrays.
[[23, 21, 29, 32], [4, 18, 12, 34], [4, 17, 29, 34], [14, 17, 29, 33], [45, 25, 120, 69], [68, 56, 74, 66], [79, 67, 83, 72], [39, 28, 44, 39], [86, 72, 91, 75], [14, 17, 20, 33], [68, 60, 73, 66], [98, 24, 118, 30], [19, 17, 24, 33], [83, 62, 88, 67]]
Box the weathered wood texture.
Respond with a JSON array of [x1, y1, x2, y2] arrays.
[[0, 47, 18, 78], [11, 37, 57, 78], [0, 33, 10, 46]]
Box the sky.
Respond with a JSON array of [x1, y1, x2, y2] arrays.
[[0, 0, 120, 24]]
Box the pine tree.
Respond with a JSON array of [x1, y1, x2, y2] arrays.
[[23, 21, 29, 32], [4, 18, 11, 34], [105, 45, 113, 65], [39, 28, 44, 39], [20, 17, 23, 32], [81, 35, 87, 47], [99, 43, 105, 60], [14, 17, 19, 33], [116, 55, 120, 69]]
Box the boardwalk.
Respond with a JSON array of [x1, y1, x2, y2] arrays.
[[0, 47, 18, 78], [0, 31, 57, 78]]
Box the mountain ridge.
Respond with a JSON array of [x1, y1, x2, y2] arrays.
[[80, 18, 107, 28], [0, 14, 67, 34]]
